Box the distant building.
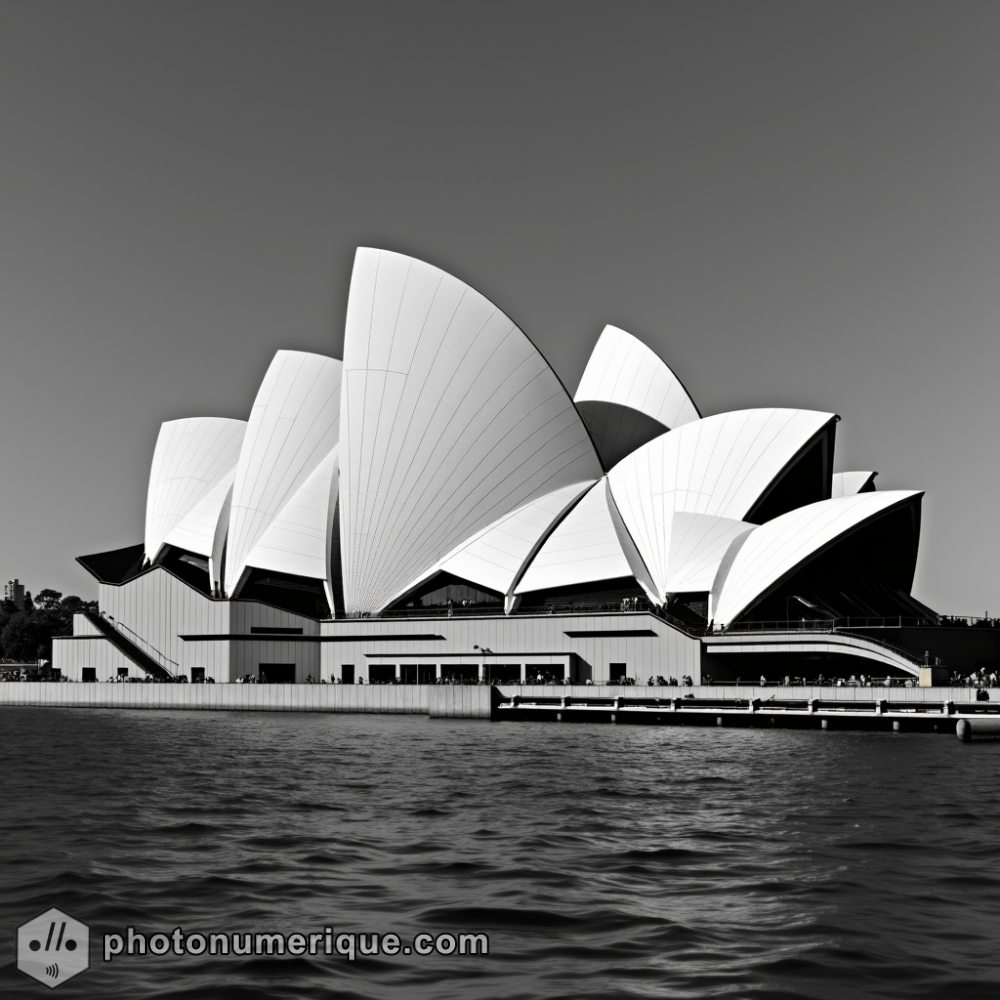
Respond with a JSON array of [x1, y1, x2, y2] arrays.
[[4, 579, 24, 610]]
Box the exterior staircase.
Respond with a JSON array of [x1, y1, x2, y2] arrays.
[[83, 611, 175, 680]]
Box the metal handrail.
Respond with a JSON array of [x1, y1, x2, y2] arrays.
[[101, 614, 179, 672], [329, 599, 709, 636], [331, 600, 658, 619], [724, 614, 1000, 631], [713, 621, 924, 667]]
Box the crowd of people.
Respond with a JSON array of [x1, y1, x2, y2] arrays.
[[4, 665, 999, 689], [951, 668, 998, 688], [939, 615, 1000, 629]]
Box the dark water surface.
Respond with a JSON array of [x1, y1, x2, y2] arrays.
[[2, 708, 999, 999]]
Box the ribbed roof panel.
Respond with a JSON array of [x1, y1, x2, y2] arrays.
[[663, 512, 756, 594], [607, 408, 836, 602], [574, 324, 700, 469], [712, 490, 923, 626], [144, 417, 246, 564], [340, 249, 603, 614], [164, 466, 236, 558], [515, 480, 632, 593], [244, 446, 339, 585], [226, 351, 342, 593]]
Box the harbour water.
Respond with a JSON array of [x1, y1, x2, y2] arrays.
[[2, 708, 999, 999]]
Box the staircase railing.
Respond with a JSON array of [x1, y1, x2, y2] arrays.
[[105, 617, 179, 673], [88, 612, 177, 678]]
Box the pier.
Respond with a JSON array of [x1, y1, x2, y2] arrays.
[[494, 687, 1000, 739]]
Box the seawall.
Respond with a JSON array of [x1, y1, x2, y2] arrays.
[[0, 682, 991, 720], [0, 682, 493, 718]]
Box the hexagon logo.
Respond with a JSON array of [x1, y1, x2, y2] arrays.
[[17, 907, 90, 989]]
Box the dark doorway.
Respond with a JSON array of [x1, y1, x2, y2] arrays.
[[191, 667, 205, 683], [117, 667, 129, 680], [341, 664, 355, 684], [82, 667, 96, 682], [609, 662, 627, 683], [259, 663, 295, 684], [418, 664, 437, 684]]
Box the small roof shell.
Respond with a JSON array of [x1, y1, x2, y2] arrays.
[[144, 417, 246, 565], [711, 490, 923, 626], [226, 351, 342, 595], [574, 324, 700, 470]]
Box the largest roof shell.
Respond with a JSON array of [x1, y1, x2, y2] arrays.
[[339, 248, 603, 615]]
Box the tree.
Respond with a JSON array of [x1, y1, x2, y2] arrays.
[[59, 595, 97, 618], [0, 588, 97, 662], [0, 600, 16, 658], [34, 589, 63, 611], [1, 611, 61, 661]]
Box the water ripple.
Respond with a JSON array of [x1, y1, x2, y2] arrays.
[[2, 709, 1000, 998]]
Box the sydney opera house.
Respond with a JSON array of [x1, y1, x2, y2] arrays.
[[54, 249, 943, 685]]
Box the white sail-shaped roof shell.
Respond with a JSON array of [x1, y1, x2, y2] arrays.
[[340, 248, 603, 615], [515, 480, 637, 594], [164, 466, 235, 589], [226, 351, 342, 595], [244, 445, 339, 586], [144, 417, 246, 564], [574, 324, 700, 470], [832, 471, 877, 497], [607, 408, 836, 604], [663, 512, 756, 594], [425, 480, 595, 602], [712, 490, 923, 626]]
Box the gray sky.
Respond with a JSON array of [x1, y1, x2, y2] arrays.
[[2, 1, 998, 614]]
